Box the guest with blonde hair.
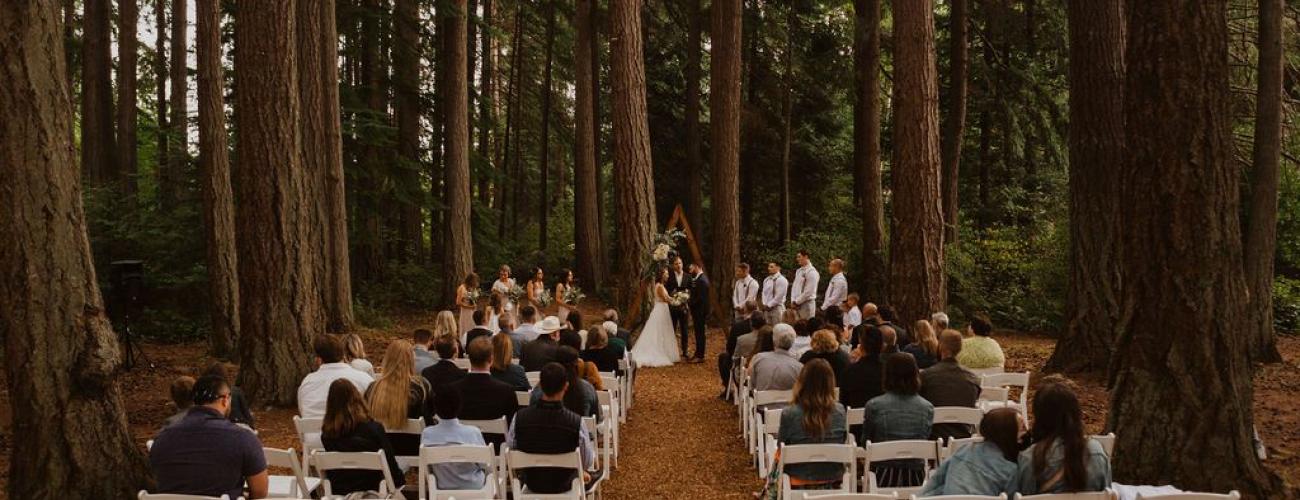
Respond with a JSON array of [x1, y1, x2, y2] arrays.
[[365, 339, 433, 456], [433, 310, 460, 346], [799, 329, 850, 381], [491, 333, 530, 391], [342, 333, 374, 376], [903, 320, 940, 369]]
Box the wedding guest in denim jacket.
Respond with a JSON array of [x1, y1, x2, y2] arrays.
[[1010, 377, 1112, 496], [863, 352, 934, 488], [918, 407, 1023, 496]]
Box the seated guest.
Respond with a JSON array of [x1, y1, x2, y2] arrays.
[[343, 333, 375, 376], [422, 336, 468, 392], [920, 329, 982, 440], [561, 311, 585, 346], [321, 379, 405, 495], [902, 320, 940, 369], [840, 327, 885, 409], [758, 359, 848, 499], [822, 307, 846, 344], [413, 328, 438, 373], [745, 325, 776, 370], [1010, 377, 1111, 496], [433, 310, 460, 347], [718, 302, 762, 395], [919, 408, 1023, 496], [790, 320, 813, 359], [521, 316, 564, 372], [843, 294, 862, 331], [878, 305, 911, 347], [421, 388, 489, 491], [860, 302, 881, 329], [530, 347, 602, 420], [205, 362, 256, 428], [601, 321, 628, 352], [582, 324, 625, 374], [957, 313, 1005, 370], [507, 363, 596, 494], [491, 333, 531, 391], [161, 376, 195, 430], [150, 374, 268, 499], [368, 339, 435, 456], [880, 325, 899, 355], [864, 353, 934, 488], [558, 323, 605, 391], [748, 323, 803, 391], [447, 337, 519, 447], [512, 306, 541, 350], [464, 310, 495, 349], [603, 309, 633, 347], [799, 329, 850, 381], [299, 335, 374, 419], [931, 311, 950, 332]]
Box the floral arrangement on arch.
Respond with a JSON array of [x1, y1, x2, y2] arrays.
[[642, 228, 687, 282]]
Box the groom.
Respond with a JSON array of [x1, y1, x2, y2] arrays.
[[684, 263, 711, 363]]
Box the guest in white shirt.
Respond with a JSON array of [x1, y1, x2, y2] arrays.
[[822, 258, 848, 314], [844, 293, 863, 331], [790, 250, 821, 320], [298, 335, 374, 419], [762, 262, 790, 326], [513, 305, 541, 345], [732, 263, 761, 322]]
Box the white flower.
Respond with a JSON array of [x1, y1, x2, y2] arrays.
[[652, 244, 671, 261]]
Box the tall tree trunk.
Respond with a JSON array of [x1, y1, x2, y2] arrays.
[[508, 3, 526, 238], [154, 0, 169, 195], [610, 0, 657, 314], [395, 0, 424, 261], [478, 0, 495, 207], [443, 0, 475, 304], [299, 0, 354, 332], [939, 0, 967, 245], [499, 5, 523, 241], [683, 0, 704, 236], [197, 0, 240, 359], [355, 0, 386, 282], [0, 4, 152, 495], [167, 0, 188, 205], [1244, 0, 1285, 364], [575, 0, 606, 289], [778, 6, 794, 246], [64, 0, 75, 93], [711, 0, 742, 318], [592, 2, 606, 253], [539, 0, 556, 251], [1107, 0, 1283, 495], [233, 0, 323, 405], [117, 0, 140, 197], [467, 0, 478, 153], [855, 0, 886, 304], [887, 0, 945, 325], [1045, 0, 1124, 373], [81, 0, 115, 183]]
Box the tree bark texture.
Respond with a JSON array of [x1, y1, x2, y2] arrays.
[[154, 0, 169, 193], [711, 0, 743, 317], [478, 0, 496, 207], [1107, 1, 1283, 495], [442, 0, 475, 305], [939, 0, 967, 245], [81, 0, 115, 184], [166, 0, 188, 206], [197, 0, 240, 359], [233, 0, 324, 405], [855, 0, 887, 304], [0, 3, 153, 496], [1244, 0, 1284, 364], [779, 6, 794, 246], [887, 0, 945, 325], [610, 0, 658, 314], [575, 0, 606, 290], [539, 0, 557, 251], [117, 0, 140, 196], [684, 0, 704, 238], [395, 0, 425, 261]]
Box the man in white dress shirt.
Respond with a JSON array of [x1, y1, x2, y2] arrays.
[[298, 335, 374, 419], [732, 263, 760, 322], [821, 258, 848, 315], [761, 262, 789, 326], [790, 250, 820, 320]]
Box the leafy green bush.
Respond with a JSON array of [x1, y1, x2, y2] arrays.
[[946, 220, 1068, 332], [1274, 276, 1300, 335]]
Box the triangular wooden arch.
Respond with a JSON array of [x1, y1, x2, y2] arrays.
[[626, 204, 723, 325]]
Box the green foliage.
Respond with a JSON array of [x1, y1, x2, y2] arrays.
[[1277, 161, 1300, 274], [946, 220, 1068, 332], [1274, 276, 1300, 335]]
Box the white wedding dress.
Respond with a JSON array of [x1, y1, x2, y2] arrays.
[[631, 284, 680, 367]]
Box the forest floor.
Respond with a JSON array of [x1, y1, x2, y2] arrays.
[[0, 303, 1296, 497]]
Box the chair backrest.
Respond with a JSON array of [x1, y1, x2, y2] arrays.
[[1091, 433, 1115, 457], [933, 406, 984, 427], [507, 448, 582, 471], [516, 391, 532, 407], [913, 495, 1006, 500], [386, 418, 427, 435], [263, 447, 309, 496], [982, 372, 1031, 406], [846, 407, 865, 427], [600, 375, 619, 393], [419, 444, 495, 470], [968, 366, 1005, 377], [863, 440, 941, 465], [752, 389, 793, 407], [780, 443, 858, 467], [942, 436, 984, 461], [138, 493, 230, 500], [977, 386, 1010, 404], [526, 371, 540, 386], [312, 450, 399, 496], [1138, 492, 1240, 500], [462, 417, 508, 435], [763, 408, 783, 435], [1013, 492, 1113, 500], [805, 494, 897, 500]]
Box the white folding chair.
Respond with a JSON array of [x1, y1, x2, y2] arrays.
[[933, 406, 983, 428], [758, 408, 784, 477], [806, 495, 896, 500], [263, 447, 321, 498], [462, 417, 509, 437], [861, 440, 942, 497], [967, 366, 1005, 377], [582, 417, 609, 497], [941, 435, 984, 462], [1138, 492, 1241, 500], [389, 418, 430, 471], [526, 371, 541, 387], [1091, 433, 1115, 457], [505, 449, 585, 499], [976, 387, 1011, 412], [750, 390, 793, 458], [517, 391, 534, 408], [1013, 492, 1113, 500], [847, 407, 866, 428], [312, 450, 405, 499], [417, 444, 499, 500], [595, 390, 620, 467], [618, 356, 634, 410], [138, 493, 231, 500], [777, 443, 859, 500], [981, 372, 1031, 410], [913, 494, 1006, 500], [293, 416, 324, 472], [598, 374, 624, 424]]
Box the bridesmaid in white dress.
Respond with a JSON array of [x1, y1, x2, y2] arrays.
[[485, 295, 502, 333], [631, 268, 682, 368], [555, 268, 575, 324], [492, 265, 516, 324], [455, 272, 479, 336]]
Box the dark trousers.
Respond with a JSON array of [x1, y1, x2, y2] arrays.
[[671, 307, 689, 353], [718, 353, 733, 388], [687, 307, 707, 357]]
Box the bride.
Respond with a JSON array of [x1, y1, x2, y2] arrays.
[[631, 267, 681, 367]]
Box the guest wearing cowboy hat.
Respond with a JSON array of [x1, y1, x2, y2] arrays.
[[520, 316, 564, 372]]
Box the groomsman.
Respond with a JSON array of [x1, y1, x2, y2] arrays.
[[732, 263, 760, 322], [667, 257, 690, 346], [790, 250, 820, 320], [822, 258, 848, 315], [762, 262, 789, 325]]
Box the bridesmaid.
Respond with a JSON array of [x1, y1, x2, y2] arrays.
[[526, 267, 546, 312], [456, 273, 479, 336], [491, 265, 516, 325], [555, 269, 575, 326]]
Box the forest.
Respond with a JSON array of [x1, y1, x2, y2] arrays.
[[2, 0, 1300, 497]]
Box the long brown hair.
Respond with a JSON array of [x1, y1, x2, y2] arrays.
[[913, 320, 939, 356], [491, 334, 513, 372], [1031, 377, 1089, 491], [368, 340, 419, 429], [792, 359, 838, 439], [322, 379, 370, 439]]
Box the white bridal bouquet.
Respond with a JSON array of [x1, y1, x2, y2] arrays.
[[564, 286, 587, 305], [670, 290, 691, 307]]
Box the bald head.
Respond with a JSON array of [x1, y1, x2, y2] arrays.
[[939, 329, 963, 360], [880, 325, 897, 349], [862, 302, 879, 318]]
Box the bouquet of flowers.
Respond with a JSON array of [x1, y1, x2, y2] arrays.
[[537, 289, 555, 307], [564, 286, 587, 305], [670, 290, 691, 307], [506, 284, 525, 304], [465, 288, 483, 304]]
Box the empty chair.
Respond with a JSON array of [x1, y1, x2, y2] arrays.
[[862, 440, 942, 497], [777, 443, 859, 500], [1138, 492, 1241, 500], [312, 450, 405, 499], [138, 493, 231, 500], [981, 372, 1031, 409], [1091, 433, 1115, 458], [505, 449, 586, 500], [417, 444, 499, 500], [1012, 492, 1113, 500], [263, 448, 321, 498]]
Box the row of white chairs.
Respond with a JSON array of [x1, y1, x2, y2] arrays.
[[796, 491, 1241, 499]]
